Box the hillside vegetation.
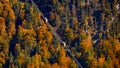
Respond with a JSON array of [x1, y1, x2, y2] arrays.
[[0, 0, 120, 68]]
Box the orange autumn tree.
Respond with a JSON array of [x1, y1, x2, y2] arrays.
[[0, 17, 6, 36], [58, 47, 71, 68], [52, 63, 60, 68]]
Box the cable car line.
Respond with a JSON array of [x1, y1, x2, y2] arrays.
[[30, 0, 83, 68]]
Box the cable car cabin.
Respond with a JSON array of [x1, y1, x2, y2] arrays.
[[45, 17, 48, 23], [62, 42, 66, 47], [42, 16, 48, 23]]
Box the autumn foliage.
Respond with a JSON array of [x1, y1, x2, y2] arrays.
[[0, 0, 120, 68]]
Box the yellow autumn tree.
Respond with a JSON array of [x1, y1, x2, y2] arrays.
[[20, 2, 24, 9]]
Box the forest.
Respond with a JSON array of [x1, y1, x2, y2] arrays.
[[0, 0, 120, 68]]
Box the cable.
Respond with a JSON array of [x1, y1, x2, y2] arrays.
[[30, 0, 83, 68]]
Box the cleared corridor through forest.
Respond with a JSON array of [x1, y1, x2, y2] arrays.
[[30, 0, 83, 68]]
